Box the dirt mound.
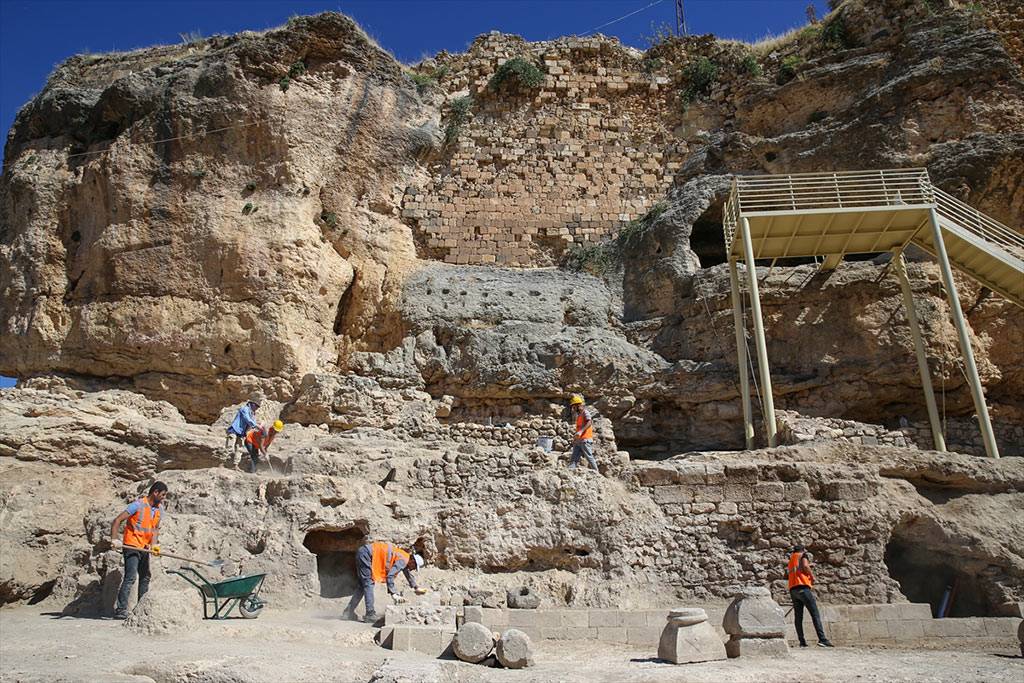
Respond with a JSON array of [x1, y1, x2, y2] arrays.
[[122, 587, 201, 635]]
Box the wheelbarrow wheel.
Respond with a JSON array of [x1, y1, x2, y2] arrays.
[[239, 596, 264, 619]]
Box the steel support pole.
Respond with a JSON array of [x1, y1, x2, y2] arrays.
[[739, 217, 777, 447], [728, 259, 754, 449], [893, 252, 946, 452], [928, 208, 999, 458]]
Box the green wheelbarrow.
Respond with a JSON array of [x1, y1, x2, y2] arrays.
[[168, 566, 267, 619]]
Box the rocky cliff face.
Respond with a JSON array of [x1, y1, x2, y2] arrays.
[[0, 0, 1022, 617]]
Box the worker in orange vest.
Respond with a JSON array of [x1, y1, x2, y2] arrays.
[[109, 481, 168, 619], [244, 419, 283, 473], [342, 541, 426, 623], [568, 394, 599, 470], [787, 545, 833, 647]]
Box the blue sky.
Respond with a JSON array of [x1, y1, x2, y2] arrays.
[[0, 0, 828, 155]]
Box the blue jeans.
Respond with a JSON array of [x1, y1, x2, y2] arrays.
[[570, 440, 598, 469], [115, 549, 150, 615], [344, 545, 376, 616], [245, 442, 261, 473]]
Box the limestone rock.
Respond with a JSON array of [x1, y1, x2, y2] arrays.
[[507, 586, 540, 609], [495, 628, 534, 669], [723, 586, 786, 638], [658, 608, 727, 664], [725, 635, 790, 658], [452, 622, 495, 663]]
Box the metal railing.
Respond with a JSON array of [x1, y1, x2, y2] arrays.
[[933, 187, 1024, 258], [723, 168, 1024, 262]]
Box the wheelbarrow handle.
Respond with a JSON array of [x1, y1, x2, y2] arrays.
[[121, 543, 222, 567]]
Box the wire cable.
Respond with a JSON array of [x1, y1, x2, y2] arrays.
[[65, 119, 266, 159], [582, 0, 668, 36]]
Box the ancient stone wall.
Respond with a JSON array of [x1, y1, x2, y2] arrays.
[[401, 34, 683, 266]]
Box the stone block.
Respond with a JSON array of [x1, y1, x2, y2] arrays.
[[725, 463, 759, 483], [896, 603, 933, 620], [858, 620, 890, 640], [598, 627, 629, 643], [653, 485, 694, 504], [820, 606, 842, 623], [541, 627, 597, 640], [480, 607, 508, 628], [507, 586, 540, 609], [873, 604, 900, 621], [694, 486, 724, 503], [627, 627, 662, 645], [589, 609, 623, 628], [888, 619, 924, 640], [676, 463, 707, 484], [621, 611, 649, 627], [388, 625, 456, 657], [847, 605, 876, 621], [723, 587, 786, 638], [983, 617, 1022, 638], [725, 636, 790, 658], [828, 621, 860, 642], [561, 610, 589, 628], [657, 609, 727, 664], [384, 605, 457, 627], [724, 484, 752, 502], [819, 480, 875, 501], [704, 463, 726, 484], [753, 482, 784, 502], [644, 610, 670, 627], [464, 605, 484, 624], [783, 481, 811, 501], [509, 609, 560, 629]]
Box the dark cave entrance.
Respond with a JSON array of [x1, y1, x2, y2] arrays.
[[884, 520, 990, 617], [691, 202, 728, 268], [303, 526, 366, 599]]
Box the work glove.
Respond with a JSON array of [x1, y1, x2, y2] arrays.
[[150, 545, 161, 556], [391, 593, 406, 604], [414, 587, 428, 596]]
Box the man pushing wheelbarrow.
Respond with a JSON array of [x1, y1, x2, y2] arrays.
[[343, 541, 427, 623]]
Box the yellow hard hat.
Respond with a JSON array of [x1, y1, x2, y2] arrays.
[[273, 419, 284, 431], [569, 394, 584, 406]]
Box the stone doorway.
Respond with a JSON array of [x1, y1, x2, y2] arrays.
[[302, 526, 367, 599], [884, 518, 989, 617]]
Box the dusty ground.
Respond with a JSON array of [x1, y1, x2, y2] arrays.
[[0, 606, 1020, 683]]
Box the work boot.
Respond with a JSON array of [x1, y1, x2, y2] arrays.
[[341, 609, 359, 622], [363, 611, 382, 624], [112, 610, 128, 620], [817, 640, 834, 648], [798, 642, 808, 647]]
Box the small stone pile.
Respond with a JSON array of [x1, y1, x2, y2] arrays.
[[723, 587, 790, 658], [452, 623, 535, 669], [657, 608, 726, 665]]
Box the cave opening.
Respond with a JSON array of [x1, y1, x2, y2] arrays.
[[884, 519, 990, 617], [302, 526, 366, 599], [691, 202, 727, 268]]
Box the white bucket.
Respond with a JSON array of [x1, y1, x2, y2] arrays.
[[536, 436, 554, 452]]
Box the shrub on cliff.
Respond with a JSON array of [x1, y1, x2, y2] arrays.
[[680, 57, 718, 105], [488, 57, 545, 92], [444, 96, 473, 147]]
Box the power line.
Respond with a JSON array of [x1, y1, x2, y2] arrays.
[[582, 0, 668, 36], [64, 119, 264, 159]]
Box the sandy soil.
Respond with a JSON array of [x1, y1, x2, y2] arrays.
[[0, 606, 1021, 683]]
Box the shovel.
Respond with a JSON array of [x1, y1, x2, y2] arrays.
[[120, 543, 225, 568]]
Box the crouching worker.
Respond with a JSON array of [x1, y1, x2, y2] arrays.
[[244, 419, 283, 473], [787, 544, 833, 648], [109, 482, 168, 619], [343, 542, 426, 623]]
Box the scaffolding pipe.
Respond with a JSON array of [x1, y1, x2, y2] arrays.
[[739, 217, 777, 447], [928, 208, 1000, 458], [893, 252, 946, 452], [728, 259, 754, 449]]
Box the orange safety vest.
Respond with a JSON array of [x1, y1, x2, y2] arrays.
[[575, 411, 593, 440], [370, 542, 411, 583], [123, 497, 161, 549], [787, 551, 814, 589], [245, 426, 275, 449]]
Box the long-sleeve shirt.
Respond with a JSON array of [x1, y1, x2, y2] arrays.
[[386, 557, 418, 594], [228, 405, 257, 436]]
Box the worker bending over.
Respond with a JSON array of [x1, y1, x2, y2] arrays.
[[568, 394, 599, 470], [787, 544, 833, 648], [343, 542, 426, 623], [245, 419, 283, 473], [109, 481, 168, 619], [225, 398, 260, 461]]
